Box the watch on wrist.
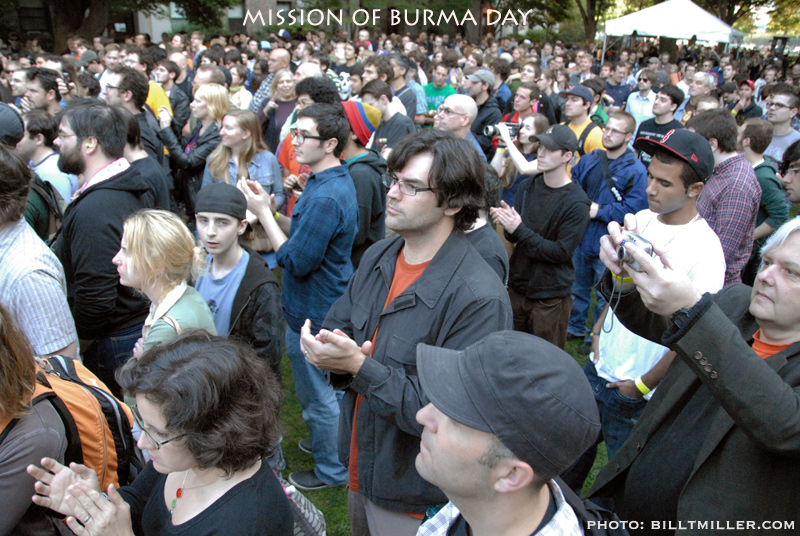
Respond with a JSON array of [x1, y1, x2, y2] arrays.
[[671, 306, 693, 329]]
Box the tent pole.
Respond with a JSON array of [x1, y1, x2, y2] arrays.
[[602, 30, 608, 66]]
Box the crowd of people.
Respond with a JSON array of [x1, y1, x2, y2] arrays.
[[1, 24, 800, 536]]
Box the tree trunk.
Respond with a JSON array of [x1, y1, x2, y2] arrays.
[[574, 0, 597, 45], [50, 0, 109, 54]]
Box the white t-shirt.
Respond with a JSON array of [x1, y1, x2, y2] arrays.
[[595, 209, 725, 399]]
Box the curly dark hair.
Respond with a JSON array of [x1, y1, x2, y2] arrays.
[[387, 130, 485, 232], [117, 331, 282, 476]]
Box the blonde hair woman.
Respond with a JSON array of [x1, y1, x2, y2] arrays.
[[259, 68, 296, 153], [157, 83, 230, 217], [202, 110, 285, 210], [112, 209, 216, 359]]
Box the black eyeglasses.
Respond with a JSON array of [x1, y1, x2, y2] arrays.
[[765, 101, 791, 110], [290, 127, 329, 144], [132, 405, 186, 450], [381, 173, 437, 196], [105, 84, 121, 91]]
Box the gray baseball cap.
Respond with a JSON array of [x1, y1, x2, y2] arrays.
[[417, 331, 600, 480]]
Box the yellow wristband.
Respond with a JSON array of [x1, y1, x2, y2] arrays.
[[635, 376, 651, 395], [274, 212, 280, 221], [613, 274, 634, 284]]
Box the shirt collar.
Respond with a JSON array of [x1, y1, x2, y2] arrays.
[[80, 158, 130, 194], [143, 281, 188, 332]]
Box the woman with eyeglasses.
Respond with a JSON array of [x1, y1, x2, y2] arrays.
[[27, 332, 293, 536]]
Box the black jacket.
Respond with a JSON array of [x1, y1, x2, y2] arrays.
[[54, 166, 150, 339], [471, 96, 504, 160], [129, 157, 171, 211], [168, 86, 191, 134], [347, 150, 387, 268], [158, 122, 221, 215], [138, 109, 166, 171], [325, 231, 513, 513], [228, 247, 284, 382]]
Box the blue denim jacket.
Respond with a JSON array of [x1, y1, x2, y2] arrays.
[[277, 163, 358, 332], [202, 150, 285, 209]]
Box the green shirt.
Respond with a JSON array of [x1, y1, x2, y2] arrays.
[[424, 83, 457, 112]]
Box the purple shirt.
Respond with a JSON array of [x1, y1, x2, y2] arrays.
[[697, 153, 761, 286]]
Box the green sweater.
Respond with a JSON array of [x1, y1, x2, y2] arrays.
[[753, 160, 789, 243]]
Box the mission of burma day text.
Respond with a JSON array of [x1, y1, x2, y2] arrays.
[[244, 9, 538, 28]]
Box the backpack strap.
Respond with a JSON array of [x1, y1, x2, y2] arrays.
[[598, 151, 623, 203], [576, 121, 602, 157], [162, 315, 182, 335]]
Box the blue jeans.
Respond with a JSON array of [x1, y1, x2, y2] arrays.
[[568, 249, 608, 340], [285, 326, 347, 484], [82, 322, 143, 398], [561, 360, 647, 492]]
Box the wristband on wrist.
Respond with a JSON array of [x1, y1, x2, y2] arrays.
[[634, 376, 651, 395], [274, 212, 280, 221], [613, 273, 634, 284]]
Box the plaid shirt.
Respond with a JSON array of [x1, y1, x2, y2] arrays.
[[416, 480, 584, 536], [696, 153, 761, 286], [276, 164, 358, 332]]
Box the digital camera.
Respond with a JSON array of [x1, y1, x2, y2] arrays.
[[616, 231, 654, 272], [483, 123, 521, 138]]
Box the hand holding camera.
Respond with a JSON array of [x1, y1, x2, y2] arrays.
[[600, 216, 702, 317]]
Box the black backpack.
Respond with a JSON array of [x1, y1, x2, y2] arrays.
[[29, 174, 66, 246]]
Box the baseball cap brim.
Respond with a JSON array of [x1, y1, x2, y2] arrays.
[[533, 133, 570, 152], [417, 343, 492, 434], [634, 136, 682, 160]]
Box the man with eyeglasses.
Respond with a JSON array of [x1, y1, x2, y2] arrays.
[[238, 102, 357, 492], [51, 101, 150, 396], [297, 129, 511, 536], [433, 94, 486, 162], [763, 83, 800, 164], [567, 112, 648, 353]]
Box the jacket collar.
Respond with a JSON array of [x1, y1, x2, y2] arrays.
[[374, 229, 469, 310]]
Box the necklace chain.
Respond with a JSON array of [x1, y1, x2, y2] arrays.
[[169, 469, 216, 520]]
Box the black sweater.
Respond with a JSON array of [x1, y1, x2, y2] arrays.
[[507, 174, 590, 299], [54, 166, 150, 339]]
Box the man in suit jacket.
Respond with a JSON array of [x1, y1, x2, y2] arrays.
[[588, 216, 800, 534]]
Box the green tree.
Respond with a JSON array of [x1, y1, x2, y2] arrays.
[[767, 0, 800, 35], [573, 0, 615, 45], [692, 0, 771, 26], [46, 0, 237, 53]]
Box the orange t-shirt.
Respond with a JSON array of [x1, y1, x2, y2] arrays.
[[277, 134, 310, 216], [348, 248, 429, 521], [752, 329, 793, 359]]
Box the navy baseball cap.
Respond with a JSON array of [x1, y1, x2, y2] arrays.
[[559, 85, 594, 104]]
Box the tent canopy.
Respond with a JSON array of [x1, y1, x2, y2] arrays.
[[604, 0, 743, 43]]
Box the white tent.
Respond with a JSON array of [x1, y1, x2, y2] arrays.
[[604, 0, 743, 43]]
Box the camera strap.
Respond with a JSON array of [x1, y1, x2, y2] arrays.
[[599, 152, 623, 202]]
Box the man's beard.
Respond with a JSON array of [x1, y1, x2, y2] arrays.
[[57, 147, 85, 175]]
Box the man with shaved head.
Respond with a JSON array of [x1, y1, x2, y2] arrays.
[[433, 94, 486, 162], [249, 47, 292, 113]]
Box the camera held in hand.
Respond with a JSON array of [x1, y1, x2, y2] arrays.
[[484, 123, 521, 138], [616, 231, 655, 272]]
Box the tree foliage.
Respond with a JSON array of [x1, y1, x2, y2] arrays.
[[767, 0, 800, 35]]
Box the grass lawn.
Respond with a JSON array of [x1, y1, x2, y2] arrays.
[[277, 336, 607, 536]]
